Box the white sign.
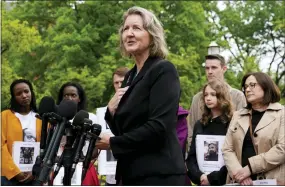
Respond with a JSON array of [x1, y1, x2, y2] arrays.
[[224, 179, 277, 186], [195, 135, 226, 174], [12, 141, 40, 172], [253, 179, 277, 185], [96, 107, 117, 175], [53, 162, 83, 185]]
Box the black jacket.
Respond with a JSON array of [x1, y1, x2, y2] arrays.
[[186, 117, 228, 185], [105, 56, 186, 182]]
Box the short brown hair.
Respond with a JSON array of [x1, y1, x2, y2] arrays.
[[205, 54, 226, 67], [241, 72, 281, 108], [113, 67, 129, 77]]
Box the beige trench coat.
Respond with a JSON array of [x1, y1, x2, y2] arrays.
[[222, 102, 285, 183]]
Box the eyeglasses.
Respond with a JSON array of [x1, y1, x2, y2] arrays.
[[242, 82, 258, 92]]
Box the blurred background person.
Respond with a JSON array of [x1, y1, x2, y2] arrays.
[[186, 80, 233, 185], [1, 79, 41, 185], [52, 82, 99, 186], [96, 6, 186, 185], [187, 54, 246, 149], [222, 72, 284, 185], [177, 106, 188, 159]]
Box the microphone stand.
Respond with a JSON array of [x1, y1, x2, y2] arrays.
[[61, 126, 77, 186], [70, 122, 92, 178], [32, 117, 68, 186], [81, 123, 102, 182], [33, 113, 58, 179]]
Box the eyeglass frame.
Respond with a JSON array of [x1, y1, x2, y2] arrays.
[[242, 82, 258, 92]]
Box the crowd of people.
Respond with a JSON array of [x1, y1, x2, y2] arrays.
[[1, 6, 284, 186]]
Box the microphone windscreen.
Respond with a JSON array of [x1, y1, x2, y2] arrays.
[[92, 123, 102, 136], [57, 100, 78, 120], [73, 110, 89, 127], [38, 96, 55, 116], [54, 105, 59, 114]]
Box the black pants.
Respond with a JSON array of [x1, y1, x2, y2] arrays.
[[122, 174, 186, 186], [1, 176, 34, 186]]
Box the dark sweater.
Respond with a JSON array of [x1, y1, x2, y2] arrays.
[[186, 116, 228, 185], [242, 109, 265, 180]]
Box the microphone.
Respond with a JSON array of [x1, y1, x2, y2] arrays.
[[71, 117, 93, 177], [53, 110, 89, 179], [33, 96, 56, 178], [38, 96, 56, 159], [82, 123, 102, 182], [73, 110, 89, 128], [34, 100, 77, 185]]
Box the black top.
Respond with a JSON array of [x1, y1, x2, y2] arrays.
[[105, 56, 185, 184], [186, 116, 228, 185], [242, 109, 265, 180]]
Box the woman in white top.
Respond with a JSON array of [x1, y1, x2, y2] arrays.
[[52, 82, 98, 185], [1, 79, 41, 185]]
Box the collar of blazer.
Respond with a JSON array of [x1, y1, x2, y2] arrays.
[[237, 102, 283, 134], [117, 56, 163, 109]]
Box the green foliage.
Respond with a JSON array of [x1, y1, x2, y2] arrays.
[[207, 1, 285, 101], [2, 0, 284, 110], [1, 58, 19, 111]]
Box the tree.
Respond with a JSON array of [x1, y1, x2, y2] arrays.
[[1, 2, 42, 110], [3, 1, 212, 110], [205, 1, 285, 101]]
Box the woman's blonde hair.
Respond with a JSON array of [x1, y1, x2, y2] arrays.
[[200, 80, 234, 125], [119, 6, 168, 58]]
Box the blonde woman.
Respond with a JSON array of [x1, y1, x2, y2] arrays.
[[96, 6, 185, 185]]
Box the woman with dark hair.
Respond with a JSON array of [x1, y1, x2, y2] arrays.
[[1, 79, 42, 185], [222, 72, 284, 185], [186, 80, 233, 185], [57, 82, 87, 111], [52, 82, 99, 186]]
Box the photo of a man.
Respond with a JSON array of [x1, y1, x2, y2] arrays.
[[204, 142, 218, 161], [20, 147, 34, 164]]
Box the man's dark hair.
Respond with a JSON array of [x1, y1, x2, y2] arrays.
[[9, 79, 37, 113], [208, 143, 217, 148], [205, 54, 226, 66], [57, 82, 87, 111], [113, 67, 129, 77]]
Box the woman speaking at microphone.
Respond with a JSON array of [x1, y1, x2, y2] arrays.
[[1, 79, 41, 185], [96, 6, 185, 185]]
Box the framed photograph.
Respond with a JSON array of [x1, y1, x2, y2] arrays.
[[195, 135, 225, 174], [12, 141, 40, 172]]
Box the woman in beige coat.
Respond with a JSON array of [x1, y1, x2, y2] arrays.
[[222, 72, 284, 185]]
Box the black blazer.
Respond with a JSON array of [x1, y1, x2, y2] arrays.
[[105, 56, 186, 182]]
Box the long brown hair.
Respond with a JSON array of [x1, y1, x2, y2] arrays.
[[200, 80, 233, 125]]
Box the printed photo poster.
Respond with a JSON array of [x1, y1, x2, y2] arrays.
[[96, 107, 117, 175], [12, 141, 40, 172], [195, 135, 225, 174]]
